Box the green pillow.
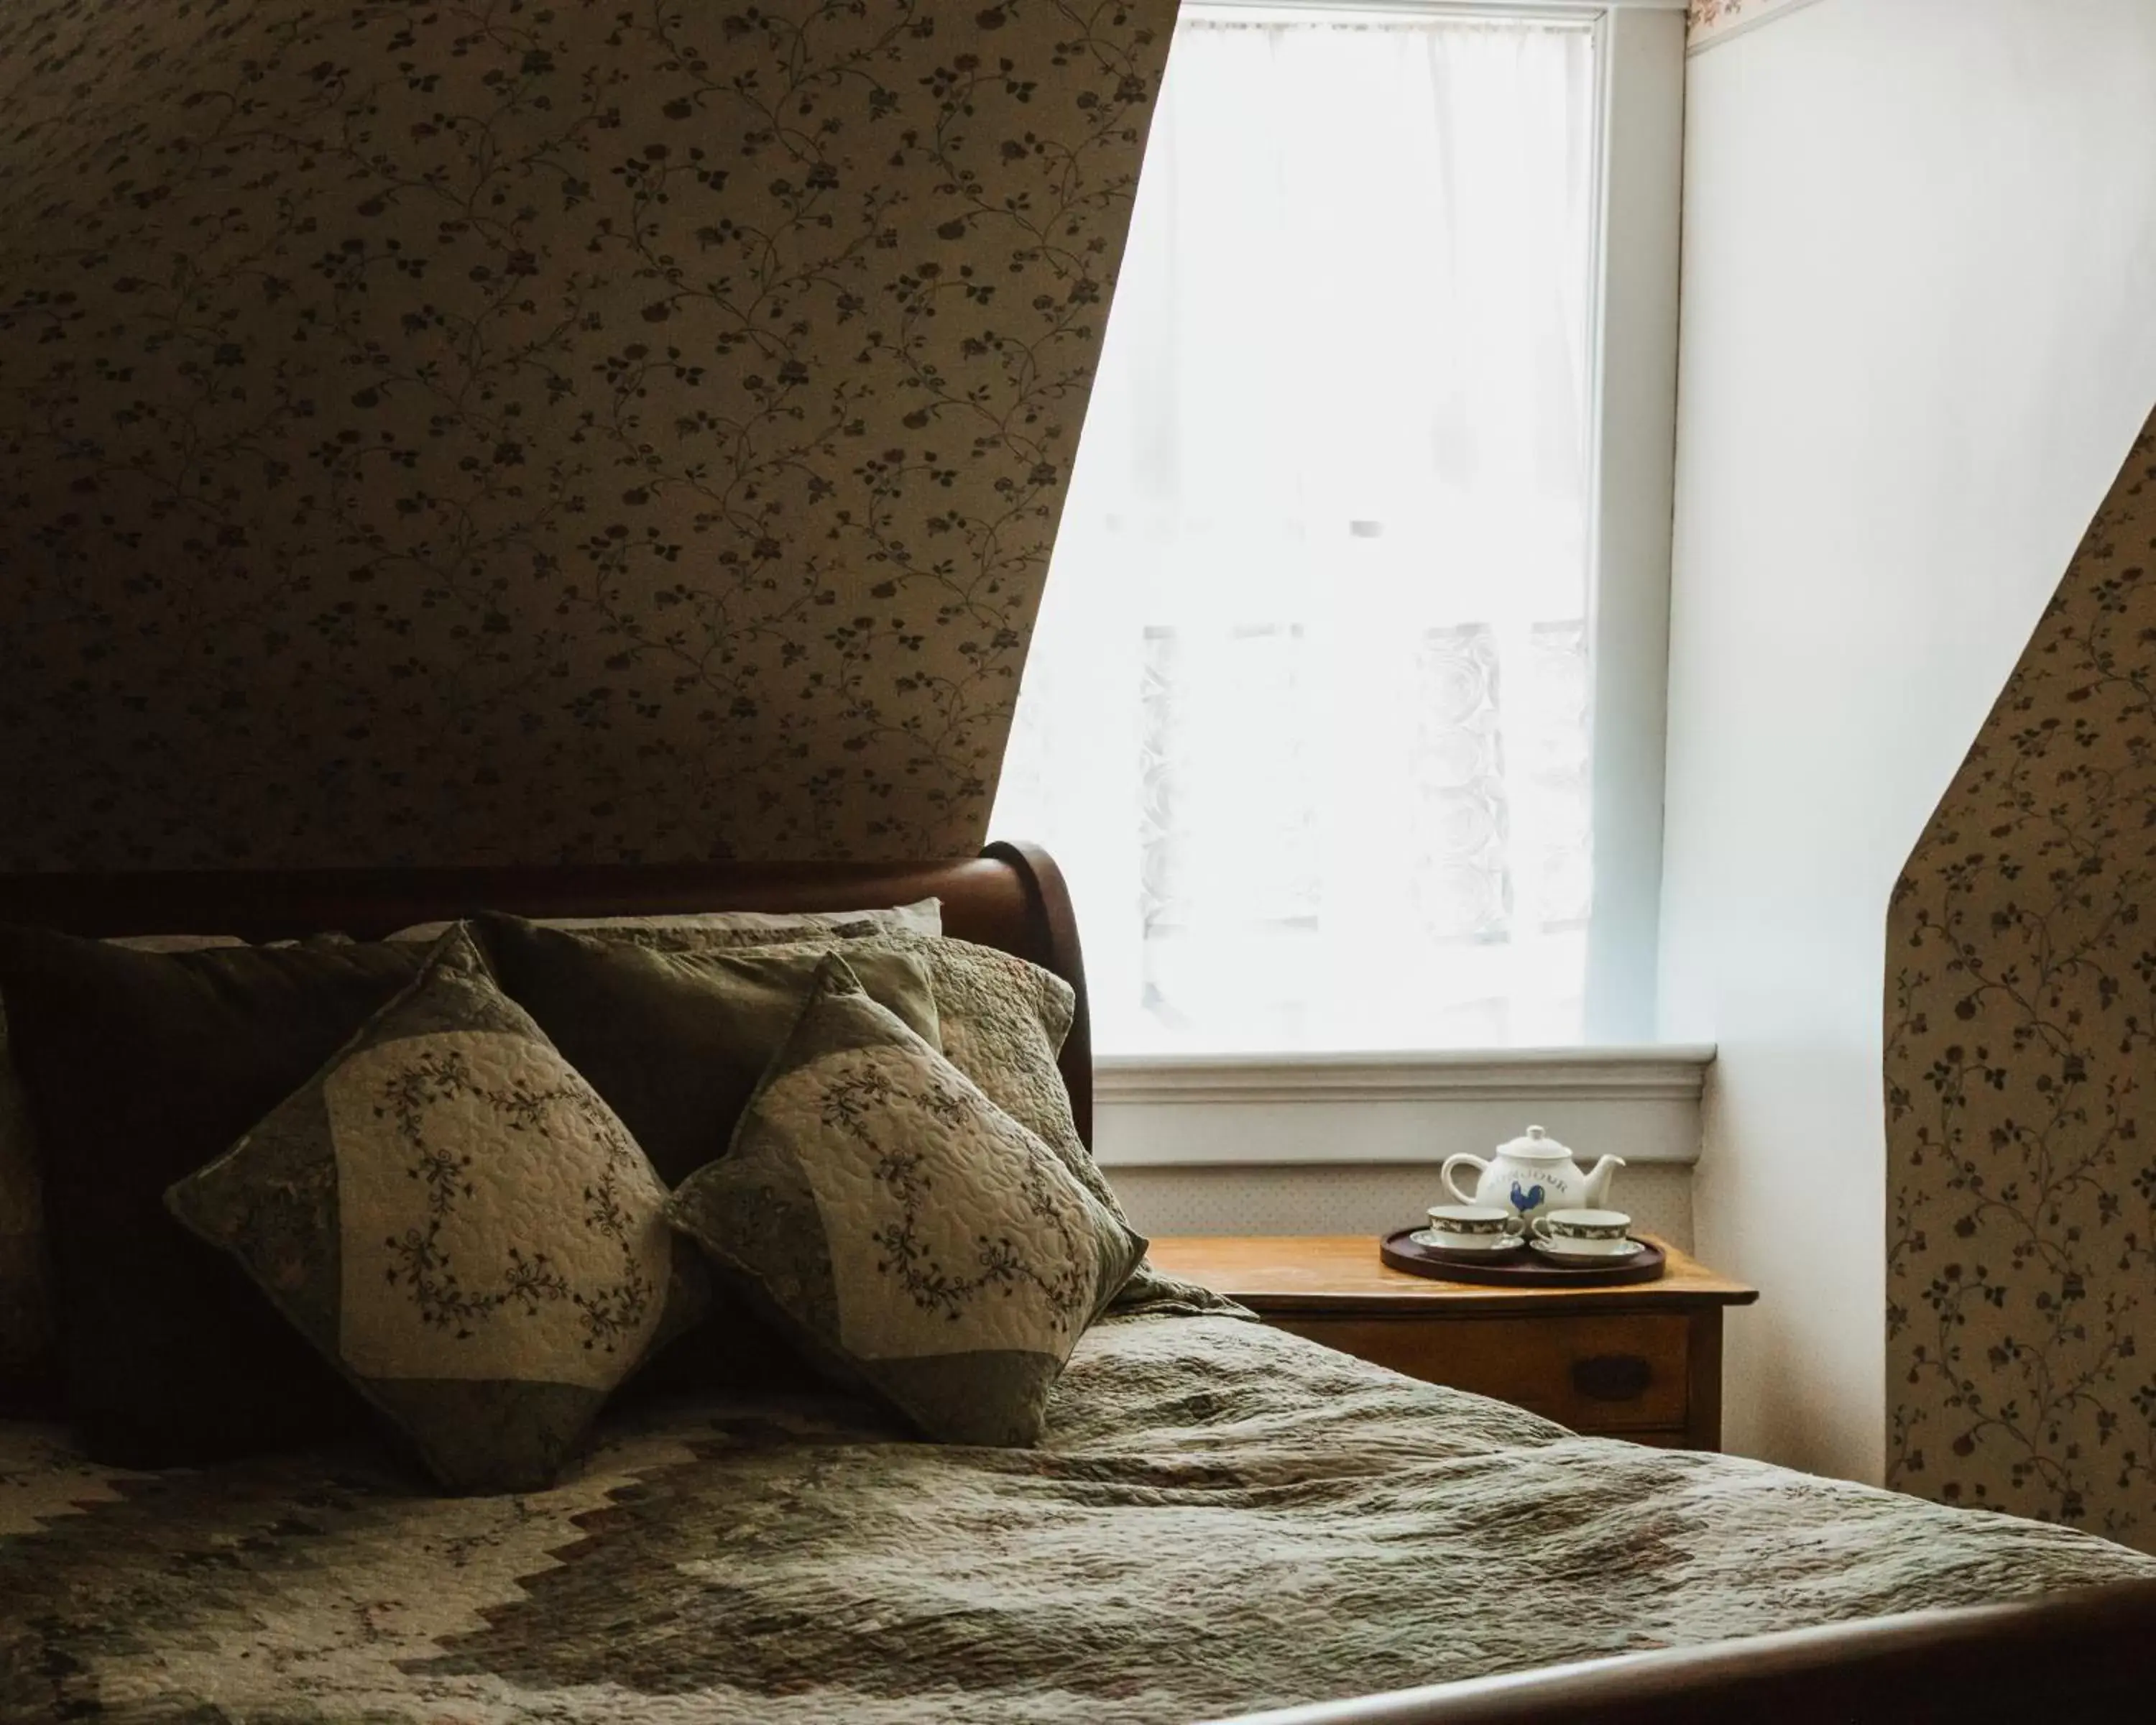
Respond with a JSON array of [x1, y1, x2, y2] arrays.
[[0, 1049, 52, 1414], [167, 926, 704, 1493], [642, 925, 1241, 1320], [668, 955, 1146, 1446], [471, 913, 940, 1186], [0, 926, 418, 1461]]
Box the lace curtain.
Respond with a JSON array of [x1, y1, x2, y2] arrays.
[[992, 11, 1599, 1054]]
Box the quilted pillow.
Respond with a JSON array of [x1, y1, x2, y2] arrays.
[[470, 916, 944, 1402], [167, 926, 701, 1492], [469, 913, 939, 1185], [649, 927, 1240, 1320], [668, 955, 1146, 1446]]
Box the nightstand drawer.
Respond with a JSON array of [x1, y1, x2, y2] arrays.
[[1146, 1236, 1755, 1450], [1271, 1312, 1691, 1434]]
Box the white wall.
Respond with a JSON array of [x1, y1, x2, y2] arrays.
[[1663, 0, 2156, 1481]]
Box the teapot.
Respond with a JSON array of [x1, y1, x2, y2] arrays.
[[1441, 1126, 1623, 1224]]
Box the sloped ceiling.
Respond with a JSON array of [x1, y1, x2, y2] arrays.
[[0, 0, 1174, 865], [1887, 407, 2156, 1544]]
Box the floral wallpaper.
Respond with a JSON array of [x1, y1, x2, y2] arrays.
[[1886, 407, 2156, 1549], [0, 0, 1173, 867], [1687, 0, 1822, 51]]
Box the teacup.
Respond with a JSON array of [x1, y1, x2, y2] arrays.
[[1424, 1204, 1526, 1251], [1529, 1208, 1634, 1254]]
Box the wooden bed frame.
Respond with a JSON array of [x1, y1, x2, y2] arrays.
[[5, 842, 2153, 1723]]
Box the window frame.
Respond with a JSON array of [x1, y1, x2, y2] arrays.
[[1577, 0, 1686, 1047], [1015, 0, 1687, 1080]]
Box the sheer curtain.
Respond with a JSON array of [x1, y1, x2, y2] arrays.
[[992, 9, 1599, 1056]]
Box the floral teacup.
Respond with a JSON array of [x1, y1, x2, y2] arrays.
[[1529, 1208, 1634, 1255], [1422, 1204, 1526, 1253]]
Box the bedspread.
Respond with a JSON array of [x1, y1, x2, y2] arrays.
[[3, 1316, 2150, 1723]]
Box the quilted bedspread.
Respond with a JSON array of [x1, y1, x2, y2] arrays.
[[3, 1316, 2151, 1724]]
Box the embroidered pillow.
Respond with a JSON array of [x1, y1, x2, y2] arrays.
[[648, 926, 1240, 1320], [167, 926, 699, 1492], [469, 913, 940, 1184], [668, 956, 1146, 1447], [469, 916, 941, 1399]]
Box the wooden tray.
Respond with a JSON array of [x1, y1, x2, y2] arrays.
[[1378, 1228, 1667, 1289]]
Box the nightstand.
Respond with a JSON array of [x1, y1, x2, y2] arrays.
[[1146, 1233, 1757, 1450]]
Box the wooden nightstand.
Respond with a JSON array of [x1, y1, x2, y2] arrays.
[[1147, 1234, 1757, 1450]]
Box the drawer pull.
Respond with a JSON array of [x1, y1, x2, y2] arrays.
[[1572, 1355, 1652, 1402]]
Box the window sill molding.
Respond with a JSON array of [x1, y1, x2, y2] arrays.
[[1089, 1045, 1714, 1169], [1095, 1044, 1714, 1105]]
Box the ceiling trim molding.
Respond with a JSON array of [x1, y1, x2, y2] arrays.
[[1189, 0, 1684, 13], [1687, 0, 1829, 54]]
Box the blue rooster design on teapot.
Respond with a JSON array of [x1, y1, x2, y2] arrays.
[[1442, 1126, 1622, 1224]]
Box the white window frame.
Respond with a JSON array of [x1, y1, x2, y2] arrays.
[[1577, 0, 1685, 1049], [1061, 0, 1696, 1163]]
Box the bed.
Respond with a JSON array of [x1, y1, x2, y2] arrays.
[[3, 843, 2153, 1724]]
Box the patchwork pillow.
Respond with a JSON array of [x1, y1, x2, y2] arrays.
[[167, 926, 701, 1494], [470, 913, 940, 1184], [880, 932, 1247, 1317], [648, 927, 1241, 1319], [469, 916, 946, 1402], [668, 956, 1146, 1446], [0, 928, 422, 1461]]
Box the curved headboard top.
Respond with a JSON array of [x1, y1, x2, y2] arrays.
[[0, 840, 1094, 1148]]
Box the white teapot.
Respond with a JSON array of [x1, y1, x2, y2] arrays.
[[1442, 1126, 1623, 1225]]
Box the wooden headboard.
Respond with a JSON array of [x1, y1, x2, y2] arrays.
[[0, 839, 1095, 1146]]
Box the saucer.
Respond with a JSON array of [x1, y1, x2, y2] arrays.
[[1530, 1236, 1645, 1268], [1411, 1228, 1526, 1255]]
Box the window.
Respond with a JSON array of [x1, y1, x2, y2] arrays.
[[992, 1, 1681, 1057]]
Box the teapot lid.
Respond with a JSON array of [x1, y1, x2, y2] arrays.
[[1496, 1124, 1573, 1161]]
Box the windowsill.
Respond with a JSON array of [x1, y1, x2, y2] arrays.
[[1097, 1044, 1715, 1102], [1090, 1044, 1715, 1168]]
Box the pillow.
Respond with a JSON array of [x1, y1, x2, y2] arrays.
[[652, 927, 1240, 1319], [167, 926, 703, 1493], [0, 934, 250, 1414], [0, 928, 421, 1461], [881, 931, 1245, 1317], [667, 956, 1145, 1445], [0, 1049, 52, 1412], [469, 913, 940, 1184], [469, 916, 945, 1400], [387, 897, 943, 946]]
